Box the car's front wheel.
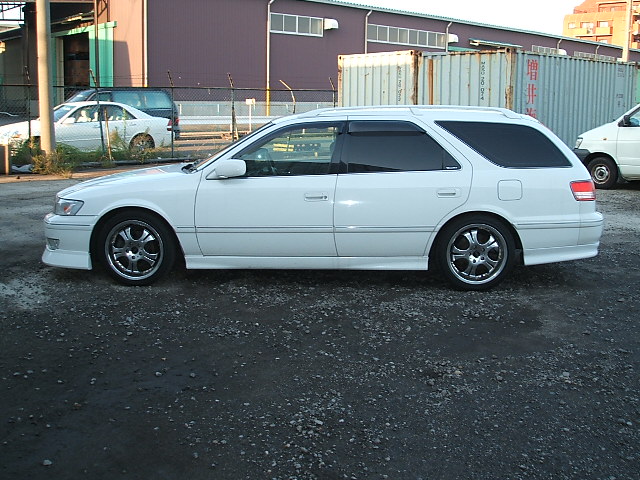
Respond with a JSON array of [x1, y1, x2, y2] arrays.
[[587, 156, 618, 189], [97, 211, 175, 285], [435, 215, 516, 291]]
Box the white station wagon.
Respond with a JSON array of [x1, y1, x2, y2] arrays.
[[43, 106, 603, 290]]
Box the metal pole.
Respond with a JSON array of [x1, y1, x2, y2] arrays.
[[266, 0, 276, 116], [35, 0, 55, 155]]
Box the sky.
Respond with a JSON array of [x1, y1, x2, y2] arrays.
[[340, 0, 583, 35]]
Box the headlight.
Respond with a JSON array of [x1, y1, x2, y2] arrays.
[[54, 197, 84, 216], [574, 137, 583, 149]]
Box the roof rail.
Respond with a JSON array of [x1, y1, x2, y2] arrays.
[[297, 104, 523, 119]]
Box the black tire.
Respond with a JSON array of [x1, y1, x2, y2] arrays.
[[587, 156, 618, 189], [97, 211, 175, 286], [129, 134, 155, 152], [435, 215, 516, 291]]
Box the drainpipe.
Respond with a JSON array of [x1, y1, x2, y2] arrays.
[[556, 37, 562, 53], [364, 10, 372, 53], [142, 0, 148, 86], [622, 0, 632, 62], [445, 21, 452, 53], [266, 0, 276, 115]]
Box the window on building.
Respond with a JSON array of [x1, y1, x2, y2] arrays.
[[531, 45, 565, 55], [574, 51, 615, 61], [598, 21, 609, 28], [568, 22, 576, 28], [367, 23, 445, 48], [270, 13, 323, 37]]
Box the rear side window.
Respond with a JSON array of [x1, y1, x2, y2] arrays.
[[344, 120, 460, 173], [112, 91, 144, 108], [436, 121, 571, 168], [141, 91, 171, 108]]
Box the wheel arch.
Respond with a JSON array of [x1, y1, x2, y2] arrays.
[[581, 151, 617, 169], [428, 211, 524, 269], [129, 132, 155, 150], [89, 206, 184, 265]]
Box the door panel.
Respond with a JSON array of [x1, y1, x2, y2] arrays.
[[194, 175, 338, 256], [334, 171, 470, 257]]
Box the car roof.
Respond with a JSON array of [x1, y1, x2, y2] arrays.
[[58, 101, 149, 116]]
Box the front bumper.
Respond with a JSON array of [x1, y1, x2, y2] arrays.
[[42, 213, 95, 270], [573, 148, 591, 163]]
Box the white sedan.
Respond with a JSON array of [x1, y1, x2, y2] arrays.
[[42, 105, 603, 291], [0, 101, 172, 152]]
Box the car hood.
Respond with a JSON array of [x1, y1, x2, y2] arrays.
[[0, 120, 38, 138], [579, 121, 616, 139], [58, 163, 188, 197]]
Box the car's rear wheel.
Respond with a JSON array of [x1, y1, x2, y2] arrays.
[[587, 156, 617, 189], [435, 215, 515, 291], [129, 133, 155, 152], [98, 211, 175, 285]]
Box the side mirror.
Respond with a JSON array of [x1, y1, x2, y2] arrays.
[[206, 159, 246, 179]]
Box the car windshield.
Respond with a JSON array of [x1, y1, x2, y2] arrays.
[[53, 104, 78, 122], [66, 90, 92, 102]]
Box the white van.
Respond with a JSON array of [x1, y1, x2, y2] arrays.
[[574, 104, 640, 189]]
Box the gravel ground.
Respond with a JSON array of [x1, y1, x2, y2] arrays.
[[1, 175, 639, 480]]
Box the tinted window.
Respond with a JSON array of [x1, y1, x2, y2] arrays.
[[237, 123, 341, 177], [436, 121, 571, 168], [141, 91, 172, 108], [344, 121, 460, 173], [112, 91, 144, 108]]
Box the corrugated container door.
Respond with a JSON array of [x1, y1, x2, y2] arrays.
[[419, 51, 515, 108], [513, 52, 637, 145], [338, 50, 420, 106]]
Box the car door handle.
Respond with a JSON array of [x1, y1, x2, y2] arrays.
[[304, 192, 329, 202], [437, 188, 461, 198]]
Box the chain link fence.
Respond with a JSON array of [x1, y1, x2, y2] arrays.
[[0, 83, 337, 167]]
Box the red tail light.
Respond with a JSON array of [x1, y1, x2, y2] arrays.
[[570, 180, 596, 201]]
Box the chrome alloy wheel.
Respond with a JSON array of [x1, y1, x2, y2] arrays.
[[104, 219, 164, 281], [445, 223, 508, 285]]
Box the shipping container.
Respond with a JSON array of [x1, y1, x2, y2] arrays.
[[338, 49, 639, 146]]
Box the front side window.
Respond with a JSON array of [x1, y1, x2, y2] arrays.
[[344, 121, 460, 173], [436, 121, 572, 168], [236, 123, 341, 177]]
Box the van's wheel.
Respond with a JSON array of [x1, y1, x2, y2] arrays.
[[97, 211, 175, 285], [129, 134, 155, 152], [435, 215, 515, 291], [587, 156, 617, 189]]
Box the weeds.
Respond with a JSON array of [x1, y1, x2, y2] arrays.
[[10, 129, 172, 175]]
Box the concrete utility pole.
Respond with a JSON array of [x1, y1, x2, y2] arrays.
[[622, 0, 633, 62], [36, 0, 55, 154]]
